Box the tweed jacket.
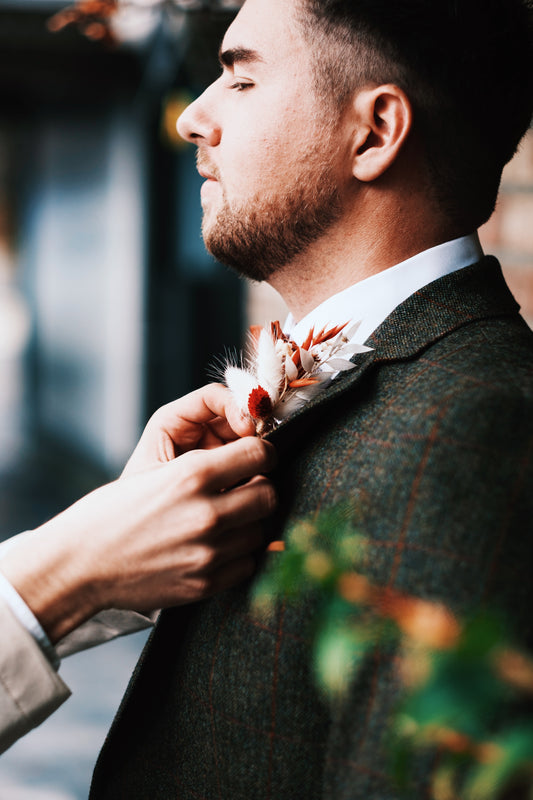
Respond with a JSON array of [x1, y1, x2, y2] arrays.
[[90, 257, 533, 800]]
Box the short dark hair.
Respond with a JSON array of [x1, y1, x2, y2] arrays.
[[300, 0, 533, 231]]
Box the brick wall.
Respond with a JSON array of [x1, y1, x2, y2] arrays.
[[480, 129, 533, 328]]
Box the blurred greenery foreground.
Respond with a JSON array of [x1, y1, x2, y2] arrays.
[[253, 507, 533, 800]]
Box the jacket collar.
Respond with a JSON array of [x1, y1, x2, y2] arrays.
[[267, 257, 518, 446]]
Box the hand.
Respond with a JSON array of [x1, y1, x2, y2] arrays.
[[0, 436, 277, 644], [123, 383, 256, 476]]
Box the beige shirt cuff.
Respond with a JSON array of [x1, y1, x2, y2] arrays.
[[56, 608, 158, 659]]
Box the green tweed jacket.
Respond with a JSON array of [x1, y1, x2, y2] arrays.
[[90, 257, 533, 800]]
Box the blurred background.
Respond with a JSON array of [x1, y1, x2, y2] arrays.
[[0, 0, 530, 796]]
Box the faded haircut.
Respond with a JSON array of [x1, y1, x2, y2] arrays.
[[299, 0, 533, 231]]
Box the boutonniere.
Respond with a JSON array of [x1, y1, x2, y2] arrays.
[[224, 320, 372, 435]]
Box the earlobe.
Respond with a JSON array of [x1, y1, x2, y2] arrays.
[[350, 84, 413, 182]]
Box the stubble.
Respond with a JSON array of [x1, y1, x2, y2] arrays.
[[199, 148, 343, 282]]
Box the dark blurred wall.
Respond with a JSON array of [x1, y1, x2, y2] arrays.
[[0, 5, 244, 533]]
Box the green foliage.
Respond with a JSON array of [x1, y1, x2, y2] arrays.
[[464, 727, 533, 800], [253, 505, 384, 695], [401, 617, 510, 738], [252, 508, 533, 800], [254, 504, 365, 599]]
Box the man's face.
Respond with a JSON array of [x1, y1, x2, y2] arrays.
[[177, 0, 348, 281]]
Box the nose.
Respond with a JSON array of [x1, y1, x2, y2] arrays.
[[177, 85, 222, 147]]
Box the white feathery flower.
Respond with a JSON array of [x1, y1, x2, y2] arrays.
[[222, 319, 372, 435], [224, 366, 258, 415], [256, 328, 284, 403]]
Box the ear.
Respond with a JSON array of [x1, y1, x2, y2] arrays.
[[349, 84, 413, 182]]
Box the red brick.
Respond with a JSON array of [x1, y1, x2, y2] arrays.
[[502, 130, 533, 187], [489, 193, 533, 254], [502, 263, 533, 324], [479, 212, 501, 249]]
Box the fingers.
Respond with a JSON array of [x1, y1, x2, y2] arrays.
[[206, 555, 257, 596], [191, 521, 265, 574], [221, 522, 266, 561], [179, 436, 277, 493], [213, 476, 278, 532], [124, 384, 256, 475], [188, 523, 267, 598], [156, 384, 255, 446]]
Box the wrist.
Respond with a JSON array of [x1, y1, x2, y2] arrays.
[[0, 524, 102, 644], [0, 569, 60, 668]]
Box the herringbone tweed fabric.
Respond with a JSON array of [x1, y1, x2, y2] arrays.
[[90, 258, 533, 800]]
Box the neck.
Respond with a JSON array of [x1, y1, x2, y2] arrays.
[[268, 189, 463, 322]]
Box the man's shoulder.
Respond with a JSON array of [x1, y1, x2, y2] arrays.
[[368, 255, 533, 406], [409, 312, 533, 404], [317, 310, 533, 454], [357, 313, 533, 441]]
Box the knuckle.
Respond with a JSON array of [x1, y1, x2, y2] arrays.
[[191, 575, 215, 598], [195, 543, 216, 571], [190, 470, 209, 496], [196, 503, 221, 535], [261, 481, 278, 513], [250, 477, 277, 514], [241, 436, 270, 469], [179, 453, 211, 492]]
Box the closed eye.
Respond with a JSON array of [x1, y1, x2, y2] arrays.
[[230, 81, 254, 91]]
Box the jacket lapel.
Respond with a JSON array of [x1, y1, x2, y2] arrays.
[[267, 256, 519, 453]]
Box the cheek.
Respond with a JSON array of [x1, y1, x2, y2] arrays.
[[222, 135, 284, 194], [219, 97, 316, 194]]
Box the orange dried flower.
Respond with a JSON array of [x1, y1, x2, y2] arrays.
[[225, 319, 370, 435], [386, 596, 461, 650]]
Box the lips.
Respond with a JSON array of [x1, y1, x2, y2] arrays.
[[199, 168, 217, 180], [196, 153, 220, 182]]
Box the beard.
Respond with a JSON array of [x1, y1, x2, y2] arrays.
[[200, 155, 343, 282]]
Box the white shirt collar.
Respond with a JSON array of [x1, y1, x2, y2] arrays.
[[285, 233, 484, 345]]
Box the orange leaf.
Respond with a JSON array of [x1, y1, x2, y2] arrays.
[[288, 378, 319, 388], [301, 327, 315, 352], [313, 322, 348, 345], [249, 325, 263, 349], [271, 321, 283, 340]]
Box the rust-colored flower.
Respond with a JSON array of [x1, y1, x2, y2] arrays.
[[224, 319, 371, 435], [247, 386, 273, 421], [384, 595, 461, 650]]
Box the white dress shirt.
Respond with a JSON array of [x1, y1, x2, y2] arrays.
[[286, 233, 484, 346]]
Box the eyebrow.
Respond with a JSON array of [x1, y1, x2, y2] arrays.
[[218, 46, 265, 69]]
